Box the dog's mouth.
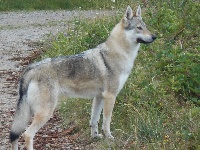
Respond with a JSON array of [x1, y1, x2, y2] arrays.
[[137, 35, 157, 44], [136, 38, 153, 44]]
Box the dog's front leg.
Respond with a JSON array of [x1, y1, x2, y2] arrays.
[[102, 92, 116, 139], [90, 96, 103, 138]]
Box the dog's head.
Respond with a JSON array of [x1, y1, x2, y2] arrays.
[[122, 5, 156, 44]]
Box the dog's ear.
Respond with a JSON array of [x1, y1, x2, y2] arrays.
[[122, 6, 133, 29], [134, 5, 142, 18], [125, 5, 133, 20]]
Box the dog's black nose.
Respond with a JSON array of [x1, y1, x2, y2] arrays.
[[152, 35, 157, 40]]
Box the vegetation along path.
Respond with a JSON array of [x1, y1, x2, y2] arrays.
[[0, 10, 111, 149]]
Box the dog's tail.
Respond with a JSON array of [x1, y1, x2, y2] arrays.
[[10, 75, 32, 146]]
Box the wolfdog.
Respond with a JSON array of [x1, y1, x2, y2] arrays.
[[10, 5, 156, 150]]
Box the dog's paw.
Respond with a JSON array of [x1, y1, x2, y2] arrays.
[[91, 132, 103, 139], [94, 134, 103, 138], [105, 134, 115, 140]]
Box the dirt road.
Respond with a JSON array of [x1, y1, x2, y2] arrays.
[[0, 10, 111, 149]]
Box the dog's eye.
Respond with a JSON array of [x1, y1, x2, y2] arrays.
[[137, 26, 142, 30]]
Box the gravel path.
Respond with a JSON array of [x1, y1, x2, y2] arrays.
[[0, 10, 111, 149]]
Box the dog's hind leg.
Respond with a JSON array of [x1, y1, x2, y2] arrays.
[[90, 95, 103, 138], [24, 110, 54, 150], [24, 105, 57, 150], [23, 83, 58, 150]]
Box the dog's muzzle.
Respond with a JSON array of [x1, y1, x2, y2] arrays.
[[137, 34, 157, 44]]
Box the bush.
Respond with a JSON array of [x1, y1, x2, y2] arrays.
[[144, 1, 200, 103]]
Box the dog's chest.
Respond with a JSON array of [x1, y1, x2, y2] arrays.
[[117, 51, 138, 93], [117, 73, 130, 93]]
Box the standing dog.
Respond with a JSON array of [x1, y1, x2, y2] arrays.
[[10, 5, 156, 150]]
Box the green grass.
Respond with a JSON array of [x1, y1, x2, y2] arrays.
[[18, 0, 200, 149], [0, 0, 133, 11]]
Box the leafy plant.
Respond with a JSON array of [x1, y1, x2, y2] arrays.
[[144, 0, 200, 103]]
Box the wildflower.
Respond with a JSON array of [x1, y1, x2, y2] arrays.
[[164, 135, 169, 139], [163, 139, 169, 143], [163, 135, 170, 143], [111, 0, 115, 2], [64, 33, 68, 37]]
